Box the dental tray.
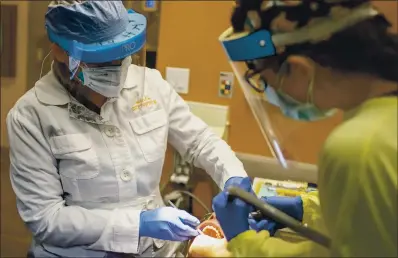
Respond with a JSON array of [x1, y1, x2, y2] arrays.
[[253, 178, 317, 198]]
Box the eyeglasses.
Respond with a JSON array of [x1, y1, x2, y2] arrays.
[[244, 60, 268, 93]]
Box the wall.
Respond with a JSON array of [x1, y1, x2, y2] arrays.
[[1, 2, 31, 257], [374, 0, 398, 31], [1, 2, 29, 148], [26, 1, 52, 93]]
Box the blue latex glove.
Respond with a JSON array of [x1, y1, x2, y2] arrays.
[[264, 196, 304, 221], [213, 177, 253, 241], [248, 196, 303, 236], [139, 207, 200, 241], [224, 176, 245, 189], [249, 218, 279, 235], [224, 177, 255, 195], [224, 176, 256, 204]]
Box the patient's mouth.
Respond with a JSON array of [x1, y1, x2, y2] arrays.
[[187, 213, 231, 257], [196, 214, 225, 239], [201, 225, 222, 239]]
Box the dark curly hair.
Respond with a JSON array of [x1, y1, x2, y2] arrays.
[[231, 0, 398, 83], [278, 16, 398, 83]]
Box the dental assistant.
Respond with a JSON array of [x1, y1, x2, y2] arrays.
[[212, 0, 397, 257], [6, 1, 248, 257]]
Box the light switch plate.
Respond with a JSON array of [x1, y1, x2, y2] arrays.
[[219, 72, 234, 98], [166, 67, 190, 94]]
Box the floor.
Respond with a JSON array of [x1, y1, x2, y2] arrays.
[[1, 149, 31, 257]]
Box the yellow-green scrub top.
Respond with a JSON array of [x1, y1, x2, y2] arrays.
[[228, 96, 397, 257]]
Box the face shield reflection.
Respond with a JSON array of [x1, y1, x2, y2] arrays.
[[219, 27, 329, 168], [229, 61, 290, 168]]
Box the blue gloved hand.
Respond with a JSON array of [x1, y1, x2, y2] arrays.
[[224, 176, 256, 201], [264, 196, 304, 221], [213, 177, 253, 241], [248, 196, 303, 236], [139, 207, 200, 241], [224, 176, 244, 189], [224, 177, 255, 195], [249, 217, 279, 235]]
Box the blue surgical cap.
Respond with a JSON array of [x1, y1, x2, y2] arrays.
[[45, 0, 146, 77], [46, 0, 129, 44]]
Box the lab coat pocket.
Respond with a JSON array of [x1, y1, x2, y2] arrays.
[[130, 109, 168, 163], [50, 133, 100, 180]]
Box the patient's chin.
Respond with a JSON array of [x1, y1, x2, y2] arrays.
[[187, 213, 231, 257], [188, 235, 230, 257], [198, 219, 224, 239]]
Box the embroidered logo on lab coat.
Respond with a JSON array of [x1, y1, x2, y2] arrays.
[[132, 96, 157, 111]]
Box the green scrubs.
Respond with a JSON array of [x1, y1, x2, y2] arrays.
[[228, 97, 397, 257]]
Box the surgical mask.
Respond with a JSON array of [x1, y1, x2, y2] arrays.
[[77, 56, 132, 98], [264, 77, 336, 121]]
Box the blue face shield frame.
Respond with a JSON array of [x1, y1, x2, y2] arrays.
[[47, 10, 146, 64], [220, 28, 276, 62]]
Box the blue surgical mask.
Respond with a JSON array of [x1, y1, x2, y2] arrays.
[[77, 56, 132, 98], [264, 82, 336, 121]]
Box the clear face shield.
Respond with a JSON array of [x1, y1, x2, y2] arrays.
[[232, 65, 296, 168], [45, 2, 148, 98], [220, 29, 330, 169], [219, 28, 295, 168]]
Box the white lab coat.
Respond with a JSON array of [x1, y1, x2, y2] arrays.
[[6, 64, 247, 257]]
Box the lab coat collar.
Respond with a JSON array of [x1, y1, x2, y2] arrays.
[[123, 65, 139, 89], [35, 64, 138, 106], [35, 69, 71, 106]]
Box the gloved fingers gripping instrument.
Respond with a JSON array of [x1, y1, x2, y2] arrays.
[[227, 186, 331, 248]]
